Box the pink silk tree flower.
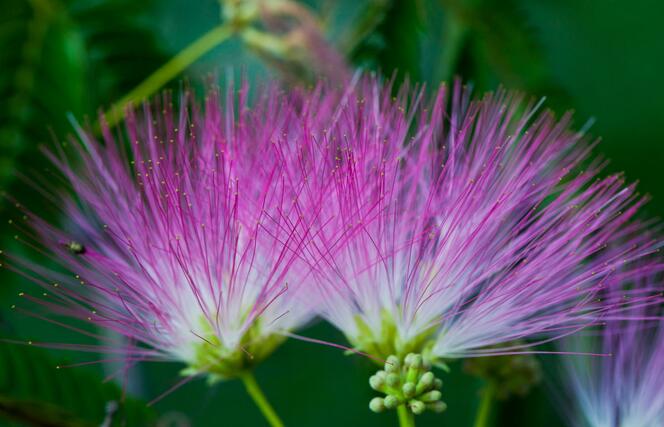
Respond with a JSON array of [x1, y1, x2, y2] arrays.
[[276, 77, 663, 418], [6, 88, 314, 393], [4, 76, 662, 422], [558, 277, 664, 427], [287, 77, 662, 365]]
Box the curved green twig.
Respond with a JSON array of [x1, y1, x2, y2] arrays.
[[101, 24, 235, 129], [473, 383, 495, 427], [239, 372, 284, 427]]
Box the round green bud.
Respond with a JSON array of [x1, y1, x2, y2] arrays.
[[369, 397, 385, 413], [417, 371, 434, 389], [434, 378, 443, 389], [384, 395, 400, 409], [409, 354, 422, 369], [410, 400, 425, 415], [428, 401, 448, 413], [402, 382, 416, 398], [404, 353, 417, 366], [385, 355, 400, 373], [386, 373, 400, 388], [421, 390, 442, 402], [369, 374, 385, 391]]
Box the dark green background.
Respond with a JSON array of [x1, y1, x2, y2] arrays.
[[1, 0, 662, 426]]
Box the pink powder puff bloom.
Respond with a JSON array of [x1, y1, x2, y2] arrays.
[[558, 277, 664, 427], [6, 88, 314, 384], [287, 77, 662, 363]]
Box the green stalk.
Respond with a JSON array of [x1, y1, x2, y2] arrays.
[[239, 372, 285, 427], [101, 24, 235, 129], [473, 383, 495, 427], [397, 404, 415, 427]]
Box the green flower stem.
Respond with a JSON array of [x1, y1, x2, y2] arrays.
[[473, 383, 495, 427], [101, 24, 235, 129], [397, 404, 415, 427], [240, 371, 284, 427]]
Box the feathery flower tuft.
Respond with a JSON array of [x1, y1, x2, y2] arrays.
[[6, 86, 314, 383], [558, 277, 664, 427], [289, 77, 662, 362], [5, 76, 662, 407]]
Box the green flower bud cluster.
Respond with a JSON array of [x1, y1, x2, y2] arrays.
[[368, 353, 447, 415], [464, 350, 542, 399]]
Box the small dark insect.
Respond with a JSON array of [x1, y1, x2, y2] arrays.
[[65, 241, 86, 255]]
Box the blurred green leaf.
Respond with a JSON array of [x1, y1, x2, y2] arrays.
[[0, 0, 168, 317], [0, 396, 93, 427], [341, 0, 392, 57], [417, 0, 568, 105], [0, 343, 155, 427], [0, 0, 167, 192], [347, 0, 423, 82]]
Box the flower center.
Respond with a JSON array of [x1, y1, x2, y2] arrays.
[[351, 309, 438, 360], [182, 318, 285, 382]]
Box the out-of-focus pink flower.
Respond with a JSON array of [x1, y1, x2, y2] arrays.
[[559, 276, 664, 427]]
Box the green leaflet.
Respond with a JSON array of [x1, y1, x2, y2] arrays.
[[0, 395, 93, 427], [0, 342, 155, 427], [0, 0, 167, 193], [348, 0, 423, 84]]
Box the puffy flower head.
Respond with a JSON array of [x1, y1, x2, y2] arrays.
[[9, 88, 313, 380], [291, 77, 662, 361], [7, 76, 662, 383], [559, 277, 664, 427]]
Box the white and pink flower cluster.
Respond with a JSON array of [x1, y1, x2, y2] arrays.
[[6, 77, 662, 411]]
